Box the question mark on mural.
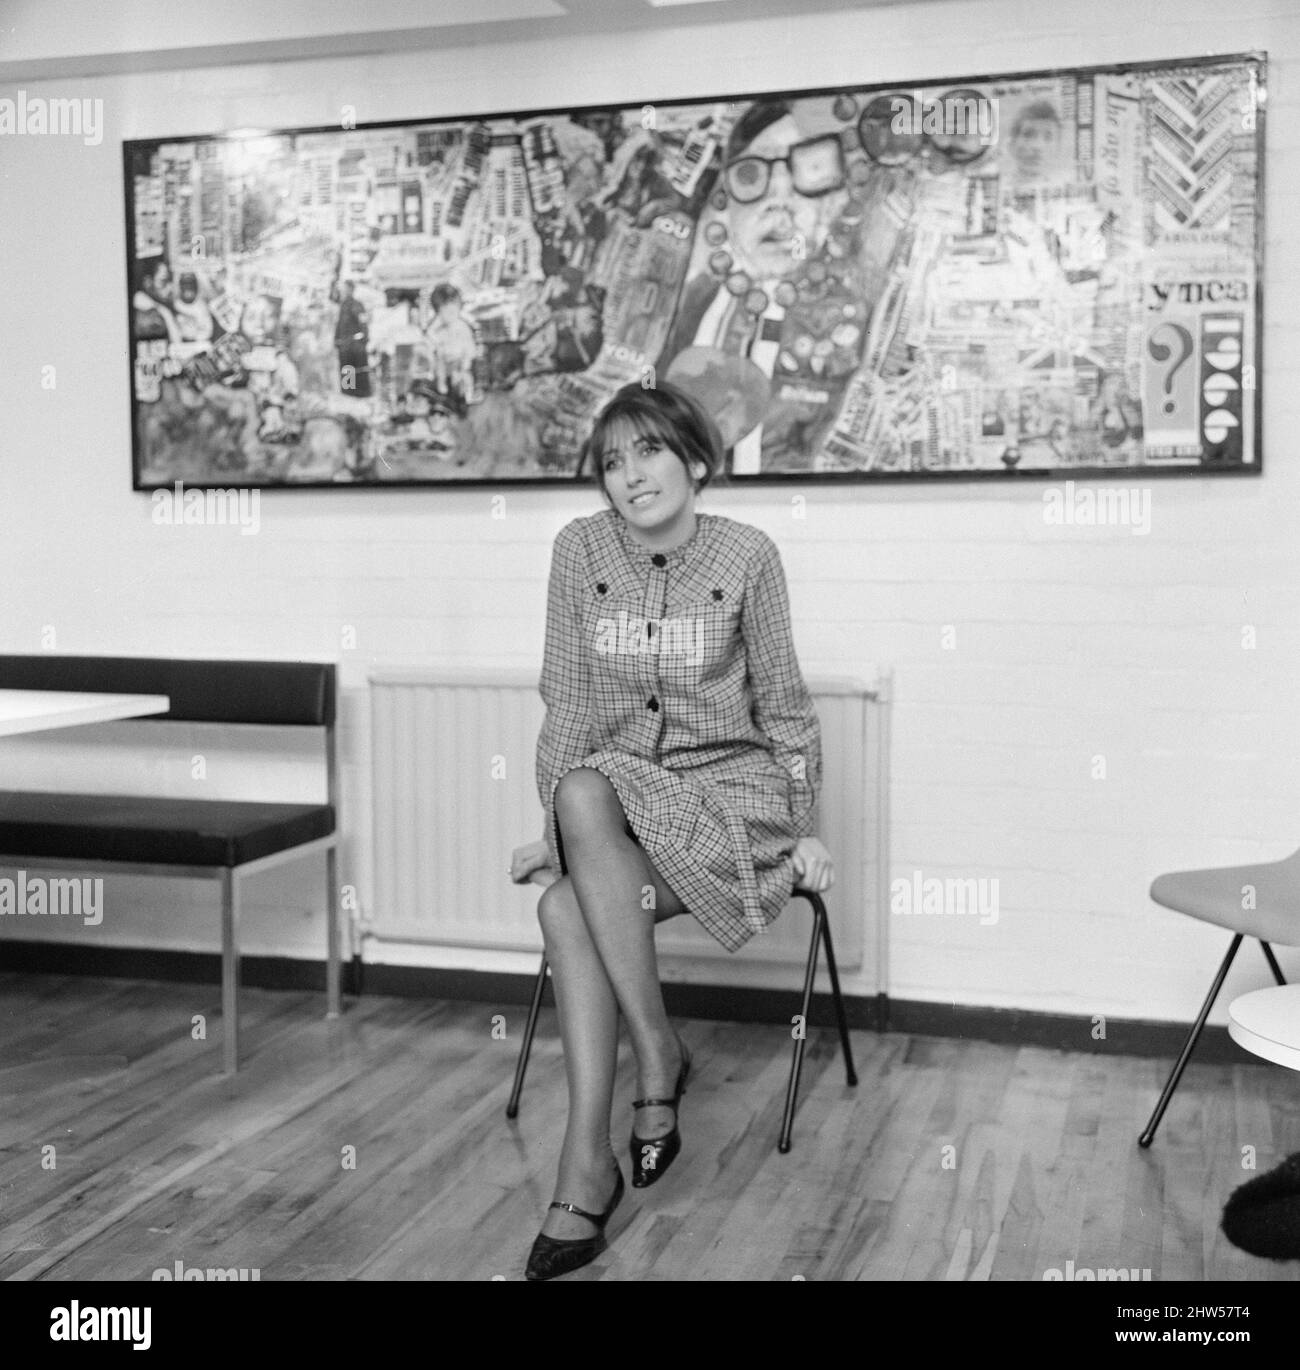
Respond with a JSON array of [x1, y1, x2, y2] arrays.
[[1147, 323, 1194, 414]]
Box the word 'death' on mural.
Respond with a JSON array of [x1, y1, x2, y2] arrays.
[[125, 53, 1263, 487]]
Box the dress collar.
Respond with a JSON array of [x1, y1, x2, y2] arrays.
[[611, 509, 709, 567]]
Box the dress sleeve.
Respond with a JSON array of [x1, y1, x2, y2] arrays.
[[535, 525, 593, 868], [741, 533, 822, 838]]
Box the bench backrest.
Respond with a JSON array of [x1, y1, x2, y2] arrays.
[[0, 656, 335, 727]]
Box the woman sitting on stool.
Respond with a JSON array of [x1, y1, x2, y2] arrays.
[[509, 380, 832, 1281]]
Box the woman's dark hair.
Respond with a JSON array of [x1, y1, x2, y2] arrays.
[[429, 283, 462, 312], [582, 380, 725, 498]]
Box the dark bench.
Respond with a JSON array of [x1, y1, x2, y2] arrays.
[[0, 655, 340, 1073]]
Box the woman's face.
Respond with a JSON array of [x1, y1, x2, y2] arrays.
[[599, 415, 702, 535]]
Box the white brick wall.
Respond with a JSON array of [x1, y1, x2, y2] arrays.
[[1, 0, 1298, 1023]]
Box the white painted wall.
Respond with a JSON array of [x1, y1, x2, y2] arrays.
[[1, 0, 1297, 1023], [0, 0, 565, 65]]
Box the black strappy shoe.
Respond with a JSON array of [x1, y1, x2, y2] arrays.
[[525, 1165, 625, 1282], [629, 1044, 691, 1189]]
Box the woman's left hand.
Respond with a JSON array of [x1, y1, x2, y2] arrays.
[[791, 836, 834, 893]]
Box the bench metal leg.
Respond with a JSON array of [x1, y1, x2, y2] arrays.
[[325, 842, 341, 1019], [220, 867, 240, 1075], [506, 954, 549, 1120]]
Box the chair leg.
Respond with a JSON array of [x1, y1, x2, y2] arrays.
[[815, 895, 859, 1088], [506, 954, 549, 1120], [779, 893, 825, 1155], [325, 842, 341, 1020], [220, 868, 240, 1075], [1138, 933, 1243, 1148], [1260, 940, 1288, 987]]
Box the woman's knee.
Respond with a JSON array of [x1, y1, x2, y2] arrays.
[[553, 767, 623, 840], [537, 875, 584, 945]]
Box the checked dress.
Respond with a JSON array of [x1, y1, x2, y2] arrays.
[[536, 508, 822, 952]]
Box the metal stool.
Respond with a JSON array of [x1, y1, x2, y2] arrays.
[[505, 882, 858, 1153]]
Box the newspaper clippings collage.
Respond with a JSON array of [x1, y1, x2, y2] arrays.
[[126, 53, 1263, 486]]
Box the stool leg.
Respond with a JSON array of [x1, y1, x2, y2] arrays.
[[814, 894, 858, 1087], [1260, 940, 1288, 987], [779, 894, 822, 1154], [506, 954, 549, 1120], [220, 868, 240, 1075], [1138, 933, 1243, 1148]]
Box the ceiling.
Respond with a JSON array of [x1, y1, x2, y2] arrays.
[[0, 0, 950, 82]]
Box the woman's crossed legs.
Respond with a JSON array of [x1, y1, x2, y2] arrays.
[[538, 766, 687, 1240]]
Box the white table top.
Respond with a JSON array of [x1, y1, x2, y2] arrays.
[[0, 689, 171, 738], [1228, 984, 1300, 1072]]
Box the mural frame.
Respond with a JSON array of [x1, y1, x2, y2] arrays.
[[124, 50, 1266, 490]]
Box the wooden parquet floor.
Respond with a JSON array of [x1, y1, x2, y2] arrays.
[[1, 973, 1297, 1282]]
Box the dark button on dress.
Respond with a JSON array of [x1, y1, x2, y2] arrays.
[[536, 510, 822, 951]]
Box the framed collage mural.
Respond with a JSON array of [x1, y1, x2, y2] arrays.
[[124, 51, 1265, 488]]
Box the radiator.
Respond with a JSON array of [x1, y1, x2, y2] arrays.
[[368, 666, 890, 989]]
